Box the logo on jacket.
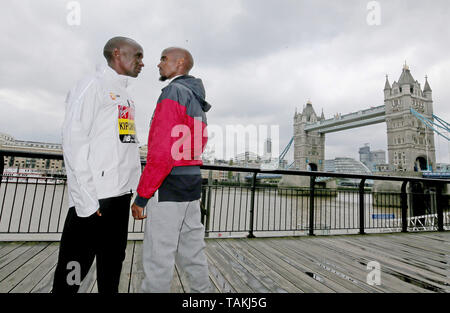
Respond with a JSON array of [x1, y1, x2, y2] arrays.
[[118, 104, 137, 143], [109, 92, 121, 100]]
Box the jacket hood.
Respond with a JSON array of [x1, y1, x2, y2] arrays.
[[172, 75, 212, 112]]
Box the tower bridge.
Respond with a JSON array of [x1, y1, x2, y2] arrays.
[[293, 64, 438, 173], [303, 105, 386, 134]]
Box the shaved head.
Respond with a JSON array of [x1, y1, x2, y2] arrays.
[[162, 47, 194, 73], [103, 36, 144, 77], [103, 36, 141, 63]]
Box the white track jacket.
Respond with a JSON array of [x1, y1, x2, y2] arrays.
[[62, 64, 141, 217]]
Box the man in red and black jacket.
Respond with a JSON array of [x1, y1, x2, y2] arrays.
[[131, 47, 211, 293]]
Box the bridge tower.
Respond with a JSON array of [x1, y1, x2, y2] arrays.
[[293, 101, 325, 171], [384, 64, 436, 172]]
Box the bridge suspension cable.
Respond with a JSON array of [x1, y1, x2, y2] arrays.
[[278, 137, 294, 167], [410, 108, 450, 141], [410, 108, 450, 166]]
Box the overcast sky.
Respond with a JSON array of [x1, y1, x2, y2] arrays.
[[1, 0, 450, 164]]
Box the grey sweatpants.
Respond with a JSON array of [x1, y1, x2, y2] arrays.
[[140, 197, 211, 293]]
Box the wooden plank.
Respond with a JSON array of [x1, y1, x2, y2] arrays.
[[90, 281, 98, 293], [263, 238, 376, 293], [0, 242, 10, 251], [205, 255, 235, 293], [129, 241, 144, 293], [209, 239, 269, 292], [0, 242, 47, 283], [352, 235, 449, 275], [204, 240, 251, 292], [309, 237, 432, 293], [381, 233, 450, 254], [238, 239, 333, 293], [30, 264, 57, 293], [247, 241, 340, 293], [415, 232, 450, 242], [208, 275, 220, 293], [222, 239, 303, 293], [0, 242, 32, 268], [338, 235, 450, 285], [89, 240, 138, 293], [0, 242, 26, 259], [285, 236, 408, 292], [316, 236, 446, 292], [384, 233, 450, 256], [215, 239, 277, 292], [1, 242, 57, 293], [171, 265, 185, 293], [118, 241, 135, 293], [278, 237, 395, 292], [370, 235, 449, 265], [78, 259, 97, 293], [344, 235, 450, 290], [172, 261, 221, 293], [10, 245, 59, 293]]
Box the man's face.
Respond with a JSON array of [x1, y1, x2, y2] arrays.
[[117, 44, 144, 78], [157, 50, 179, 81]]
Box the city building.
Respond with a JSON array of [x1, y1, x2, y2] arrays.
[[263, 137, 272, 161], [359, 144, 386, 172], [324, 157, 373, 187], [436, 163, 450, 172], [234, 151, 260, 166], [1, 132, 64, 172]]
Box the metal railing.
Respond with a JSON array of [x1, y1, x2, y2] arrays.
[[1, 150, 449, 240], [200, 165, 449, 238]]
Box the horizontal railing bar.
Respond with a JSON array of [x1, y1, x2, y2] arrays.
[[0, 150, 450, 183], [1, 149, 448, 184]]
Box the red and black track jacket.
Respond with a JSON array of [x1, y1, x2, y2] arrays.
[[134, 75, 211, 206]]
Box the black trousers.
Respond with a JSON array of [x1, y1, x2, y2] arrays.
[[52, 193, 132, 294]]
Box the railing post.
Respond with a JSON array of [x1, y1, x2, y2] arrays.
[[0, 151, 4, 187], [309, 176, 316, 236], [436, 183, 445, 232], [204, 171, 212, 237], [200, 179, 207, 225], [247, 172, 257, 238], [359, 179, 366, 235], [401, 181, 408, 233]]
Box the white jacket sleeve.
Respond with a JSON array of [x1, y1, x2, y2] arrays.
[[62, 79, 100, 217]]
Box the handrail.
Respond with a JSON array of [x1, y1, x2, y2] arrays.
[[1, 149, 448, 184]]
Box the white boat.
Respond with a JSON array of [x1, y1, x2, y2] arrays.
[[1, 168, 65, 184]]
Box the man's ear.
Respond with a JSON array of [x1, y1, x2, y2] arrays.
[[113, 47, 120, 59], [177, 58, 185, 68]]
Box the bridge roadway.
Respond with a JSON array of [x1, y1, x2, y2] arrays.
[[0, 231, 449, 293], [304, 105, 386, 133]]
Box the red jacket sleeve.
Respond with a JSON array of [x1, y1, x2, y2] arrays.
[[136, 97, 185, 199]]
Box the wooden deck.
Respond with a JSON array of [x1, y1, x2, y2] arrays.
[[0, 232, 449, 293]]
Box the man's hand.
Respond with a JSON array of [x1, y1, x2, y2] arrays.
[[131, 203, 147, 220]]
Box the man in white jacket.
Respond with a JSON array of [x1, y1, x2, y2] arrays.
[[52, 36, 144, 293]]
